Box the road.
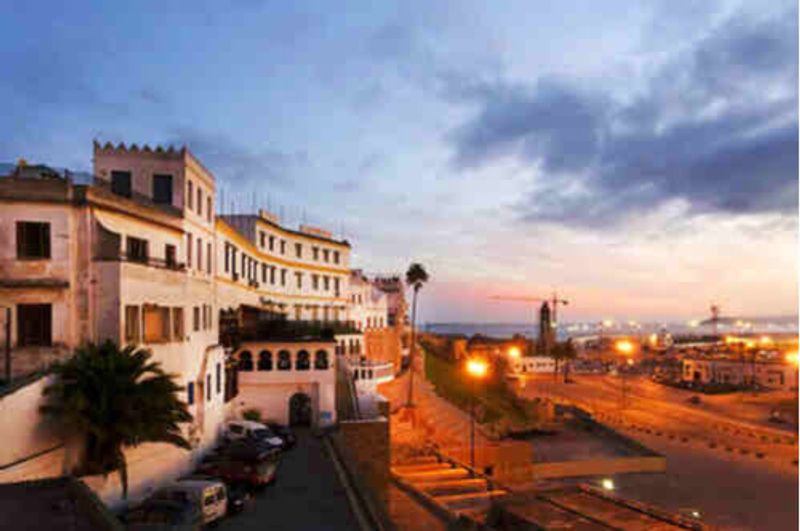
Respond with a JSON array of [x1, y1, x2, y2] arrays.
[[517, 374, 799, 530], [217, 429, 359, 531]]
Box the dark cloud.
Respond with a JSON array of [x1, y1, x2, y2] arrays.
[[164, 127, 307, 186], [446, 6, 798, 226]]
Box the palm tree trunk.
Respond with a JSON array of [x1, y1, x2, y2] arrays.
[[406, 288, 418, 407]]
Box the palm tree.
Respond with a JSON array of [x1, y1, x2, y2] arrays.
[[405, 263, 429, 407], [551, 339, 577, 383], [41, 341, 192, 498]]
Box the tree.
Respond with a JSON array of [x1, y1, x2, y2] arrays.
[[405, 263, 429, 407], [551, 339, 577, 383], [41, 341, 192, 498]]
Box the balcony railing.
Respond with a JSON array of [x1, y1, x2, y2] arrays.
[[238, 319, 360, 342], [95, 253, 186, 271]]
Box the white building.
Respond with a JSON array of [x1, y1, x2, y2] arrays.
[[509, 356, 556, 375], [682, 357, 798, 391], [348, 269, 389, 332]]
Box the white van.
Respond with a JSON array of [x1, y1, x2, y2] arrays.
[[224, 419, 284, 447], [153, 479, 227, 525]]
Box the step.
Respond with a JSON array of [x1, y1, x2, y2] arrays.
[[423, 478, 488, 497], [437, 490, 508, 510], [398, 456, 440, 466], [392, 462, 454, 474], [400, 468, 473, 482]]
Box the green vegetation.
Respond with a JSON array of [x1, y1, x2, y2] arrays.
[[41, 341, 191, 498], [421, 337, 541, 436], [242, 408, 262, 422], [405, 262, 429, 407]]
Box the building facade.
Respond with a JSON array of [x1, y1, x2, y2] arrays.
[[682, 357, 798, 391]]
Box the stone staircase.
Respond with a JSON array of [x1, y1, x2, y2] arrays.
[[391, 455, 509, 522]]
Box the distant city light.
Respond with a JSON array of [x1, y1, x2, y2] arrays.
[[649, 333, 658, 346], [786, 352, 799, 366], [602, 319, 614, 328], [760, 336, 773, 345], [687, 320, 700, 328], [601, 478, 615, 491], [507, 346, 521, 359], [690, 510, 702, 519]]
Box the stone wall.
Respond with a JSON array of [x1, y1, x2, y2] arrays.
[[333, 417, 390, 506]]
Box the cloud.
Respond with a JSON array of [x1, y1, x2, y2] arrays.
[[445, 4, 798, 227], [164, 127, 308, 186]]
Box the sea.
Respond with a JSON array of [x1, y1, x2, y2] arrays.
[[423, 317, 798, 340]]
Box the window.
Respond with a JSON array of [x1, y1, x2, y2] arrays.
[[295, 272, 302, 289], [187, 233, 193, 268], [312, 275, 319, 290], [268, 235, 275, 251], [280, 269, 287, 286], [152, 174, 173, 205], [187, 382, 195, 405], [260, 231, 265, 248], [111, 170, 132, 198], [124, 305, 140, 343], [16, 304, 52, 347], [224, 244, 230, 272], [197, 237, 203, 272], [333, 251, 340, 264], [270, 266, 276, 285], [295, 305, 302, 320], [295, 242, 302, 258], [187, 181, 194, 209], [238, 351, 253, 371], [197, 188, 203, 217], [127, 236, 148, 263], [258, 351, 273, 371], [296, 350, 310, 371], [193, 306, 200, 332], [262, 264, 267, 283], [323, 249, 330, 262], [207, 197, 212, 222], [143, 305, 170, 343], [16, 222, 50, 259], [207, 374, 212, 402], [323, 276, 330, 291], [334, 278, 340, 296], [277, 350, 291, 370], [206, 242, 212, 274], [165, 244, 176, 268], [216, 363, 222, 394], [312, 247, 319, 260], [172, 307, 184, 339], [202, 304, 208, 330], [280, 240, 286, 254]]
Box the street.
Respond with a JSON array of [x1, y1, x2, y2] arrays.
[[518, 374, 799, 530], [217, 429, 359, 531]]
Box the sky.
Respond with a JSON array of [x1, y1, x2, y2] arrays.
[[1, 0, 797, 324]]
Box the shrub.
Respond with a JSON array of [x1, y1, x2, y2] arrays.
[[242, 408, 262, 422]]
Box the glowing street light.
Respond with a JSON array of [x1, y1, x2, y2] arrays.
[[465, 358, 489, 472], [601, 478, 615, 491], [507, 346, 522, 360], [785, 351, 798, 366], [615, 339, 635, 355]]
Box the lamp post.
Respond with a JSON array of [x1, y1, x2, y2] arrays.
[[614, 339, 635, 410], [466, 358, 488, 472]]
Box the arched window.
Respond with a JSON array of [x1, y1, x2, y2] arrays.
[[258, 350, 273, 371], [349, 339, 356, 355], [278, 350, 292, 371], [296, 350, 310, 371], [314, 350, 329, 370], [238, 351, 253, 371]]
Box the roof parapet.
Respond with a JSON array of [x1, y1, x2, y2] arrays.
[[93, 140, 186, 159]]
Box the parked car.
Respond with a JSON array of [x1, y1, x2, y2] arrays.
[[179, 474, 251, 514], [687, 395, 702, 405], [224, 419, 284, 448], [216, 438, 281, 461], [197, 456, 279, 488], [148, 479, 227, 525], [266, 422, 296, 449], [123, 499, 203, 531]]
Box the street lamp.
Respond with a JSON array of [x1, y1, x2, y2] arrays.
[[614, 339, 635, 410], [465, 358, 489, 472]]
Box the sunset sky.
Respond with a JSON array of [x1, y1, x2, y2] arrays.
[[1, 1, 797, 323]]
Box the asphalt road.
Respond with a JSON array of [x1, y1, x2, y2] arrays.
[[517, 374, 799, 530], [217, 429, 359, 531]]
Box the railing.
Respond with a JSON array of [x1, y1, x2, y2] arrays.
[[239, 320, 360, 342], [95, 253, 186, 271]]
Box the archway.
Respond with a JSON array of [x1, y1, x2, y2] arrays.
[[289, 392, 312, 427]]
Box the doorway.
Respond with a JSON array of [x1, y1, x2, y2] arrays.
[[289, 392, 312, 426]]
